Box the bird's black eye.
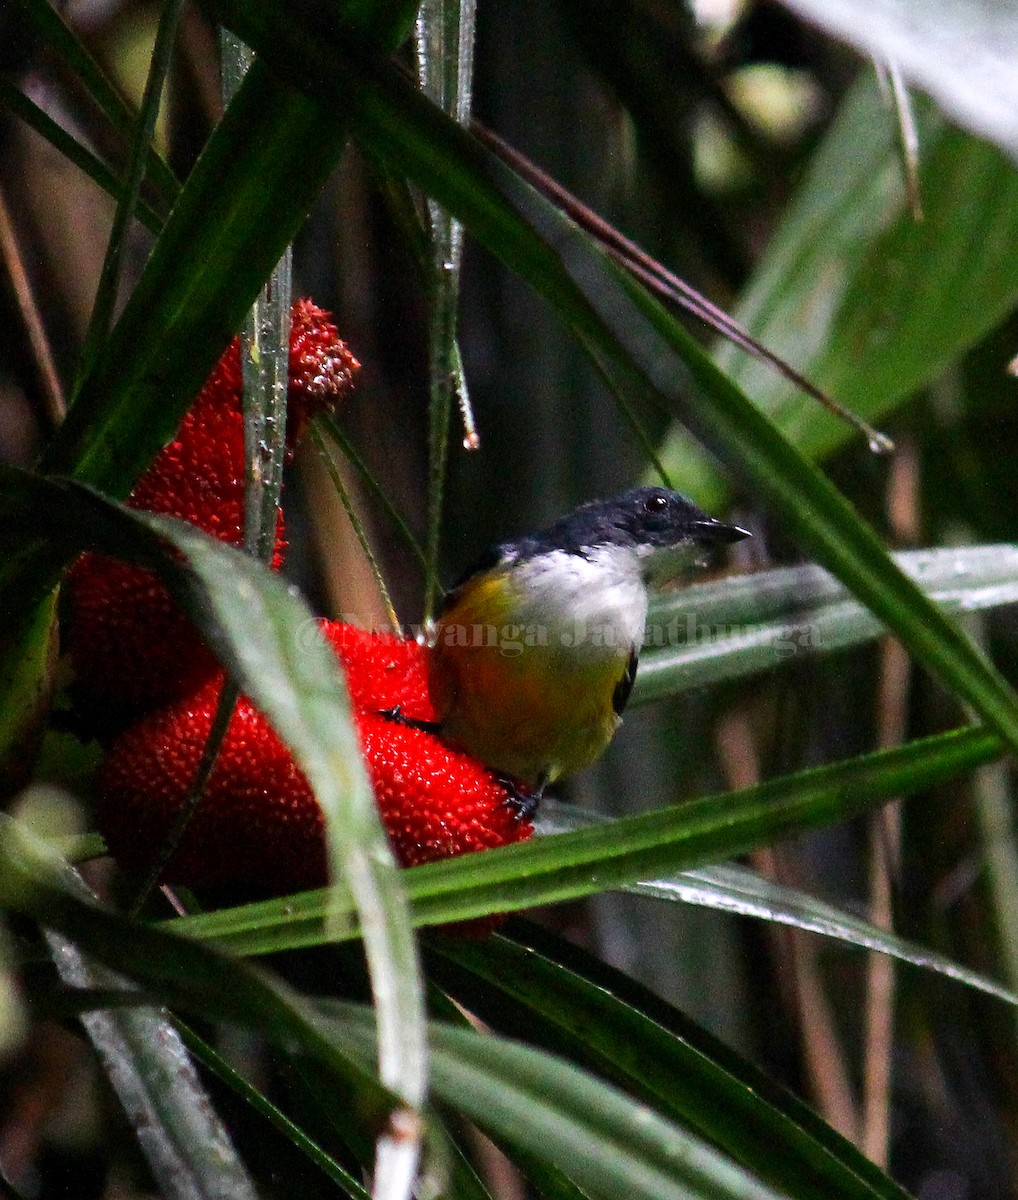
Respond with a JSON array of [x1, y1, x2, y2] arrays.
[[644, 494, 669, 513]]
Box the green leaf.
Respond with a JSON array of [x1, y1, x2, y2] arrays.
[[175, 723, 1003, 953], [774, 0, 1018, 162], [77, 0, 185, 380], [538, 800, 1018, 1007], [321, 1001, 789, 1200], [0, 468, 426, 1137], [41, 0, 420, 499], [636, 544, 1018, 700], [175, 1020, 372, 1200], [198, 5, 1018, 763], [659, 75, 1018, 504], [0, 77, 164, 235], [425, 925, 907, 1200], [0, 812, 398, 1133], [0, 820, 782, 1200], [46, 930, 260, 1200], [39, 63, 346, 497], [13, 0, 179, 207]]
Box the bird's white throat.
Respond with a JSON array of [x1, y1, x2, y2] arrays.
[[507, 546, 649, 656]]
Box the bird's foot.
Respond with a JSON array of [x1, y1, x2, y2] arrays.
[[497, 773, 546, 822], [377, 705, 443, 736]]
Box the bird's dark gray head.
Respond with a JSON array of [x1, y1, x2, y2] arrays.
[[519, 487, 749, 559], [446, 487, 749, 604]]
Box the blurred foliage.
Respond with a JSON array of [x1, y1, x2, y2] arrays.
[[3, 1, 1018, 1199]]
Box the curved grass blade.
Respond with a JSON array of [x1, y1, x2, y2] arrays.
[[425, 925, 907, 1200], [40, 0, 419, 500], [38, 62, 345, 497], [660, 76, 1018, 504], [0, 468, 427, 1169], [47, 930, 260, 1200], [176, 1020, 372, 1199], [129, 676, 241, 917], [637, 544, 1018, 700], [651, 545, 1018, 630], [320, 1000, 787, 1200], [12, 0, 179, 207], [318, 412, 427, 571], [0, 78, 164, 235], [476, 124, 891, 456], [77, 0, 185, 381], [197, 6, 1018, 762], [132, 525, 429, 1184], [0, 812, 398, 1130], [637, 864, 1018, 1006], [309, 424, 402, 632], [174, 724, 1003, 954], [537, 800, 1018, 1008], [5, 819, 777, 1200], [17, 815, 260, 1200]]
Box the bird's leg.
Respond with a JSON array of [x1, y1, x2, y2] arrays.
[[377, 707, 543, 820], [498, 772, 547, 822], [377, 705, 443, 736]]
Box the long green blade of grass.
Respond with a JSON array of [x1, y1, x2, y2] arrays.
[[39, 63, 345, 494], [637, 544, 1018, 700], [1, 819, 801, 1200], [0, 466, 426, 1183], [176, 1020, 372, 1199], [0, 811, 397, 1129], [40, 0, 419, 500], [46, 930, 259, 1200], [322, 1001, 788, 1200], [175, 723, 1002, 953], [537, 801, 1018, 1007], [659, 76, 1018, 505], [76, 0, 185, 383], [14, 0, 180, 207], [0, 77, 164, 235], [426, 925, 907, 1200]]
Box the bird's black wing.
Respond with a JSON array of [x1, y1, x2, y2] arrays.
[[612, 649, 639, 717]]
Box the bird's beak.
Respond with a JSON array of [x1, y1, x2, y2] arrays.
[[690, 519, 752, 545]]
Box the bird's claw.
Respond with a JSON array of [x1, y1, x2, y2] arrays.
[[497, 774, 545, 822], [377, 705, 443, 736]]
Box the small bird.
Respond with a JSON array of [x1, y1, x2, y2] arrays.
[[425, 487, 749, 804]]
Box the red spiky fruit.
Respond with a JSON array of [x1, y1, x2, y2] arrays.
[[286, 298, 360, 447], [63, 302, 358, 719], [96, 672, 533, 901], [97, 676, 327, 892], [321, 620, 436, 724]]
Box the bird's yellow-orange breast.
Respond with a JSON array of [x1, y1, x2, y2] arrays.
[[429, 574, 631, 784]]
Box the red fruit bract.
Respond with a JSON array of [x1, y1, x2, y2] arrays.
[[97, 673, 532, 899], [63, 557, 219, 716], [287, 298, 360, 448], [322, 620, 437, 723], [64, 301, 358, 719], [357, 711, 532, 868], [97, 676, 327, 893]]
